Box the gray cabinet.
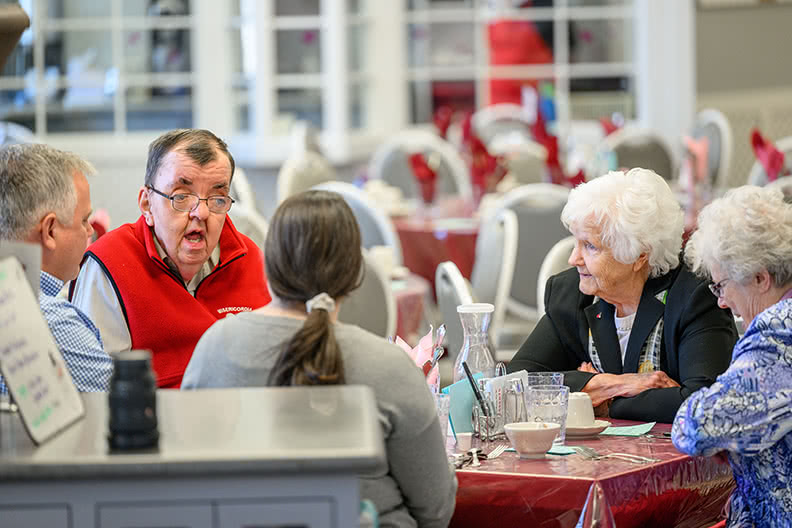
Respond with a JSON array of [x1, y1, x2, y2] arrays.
[[97, 503, 213, 528], [0, 388, 384, 528], [0, 506, 70, 528]]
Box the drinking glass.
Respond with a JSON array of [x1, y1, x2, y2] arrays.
[[433, 393, 450, 441], [525, 385, 569, 445]]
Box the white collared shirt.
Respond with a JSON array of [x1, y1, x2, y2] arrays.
[[71, 229, 220, 356]]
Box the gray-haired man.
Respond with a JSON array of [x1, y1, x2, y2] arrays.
[[0, 143, 113, 393]]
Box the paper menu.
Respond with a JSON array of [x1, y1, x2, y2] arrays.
[[0, 257, 84, 445]]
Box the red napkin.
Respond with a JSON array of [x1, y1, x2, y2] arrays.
[[531, 101, 587, 188], [433, 105, 454, 139], [469, 133, 507, 199], [599, 116, 621, 136], [408, 152, 438, 205], [751, 128, 786, 182]]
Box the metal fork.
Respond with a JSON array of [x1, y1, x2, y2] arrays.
[[487, 444, 508, 459], [574, 446, 659, 464]]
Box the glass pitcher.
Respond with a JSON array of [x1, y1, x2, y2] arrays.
[[452, 303, 496, 383]]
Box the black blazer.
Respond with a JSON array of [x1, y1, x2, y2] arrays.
[[508, 265, 738, 423]]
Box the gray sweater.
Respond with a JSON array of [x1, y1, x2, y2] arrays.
[[182, 313, 457, 528]]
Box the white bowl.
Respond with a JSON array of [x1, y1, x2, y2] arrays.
[[504, 422, 561, 459]]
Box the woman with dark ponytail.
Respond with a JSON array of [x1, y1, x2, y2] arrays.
[[183, 190, 457, 527]]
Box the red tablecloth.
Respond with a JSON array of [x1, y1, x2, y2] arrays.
[[393, 273, 430, 345], [393, 217, 479, 293], [451, 421, 733, 528]]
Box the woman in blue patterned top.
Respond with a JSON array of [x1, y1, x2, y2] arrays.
[[672, 185, 792, 527]]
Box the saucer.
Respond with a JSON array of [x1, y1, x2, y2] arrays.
[[565, 420, 611, 438]]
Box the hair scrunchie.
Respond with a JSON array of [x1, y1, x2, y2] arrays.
[[305, 292, 336, 313]]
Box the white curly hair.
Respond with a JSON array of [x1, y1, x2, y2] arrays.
[[686, 185, 792, 287], [561, 168, 684, 278]]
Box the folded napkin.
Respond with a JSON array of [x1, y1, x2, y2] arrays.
[[394, 326, 438, 389], [469, 134, 507, 199], [408, 152, 438, 205], [600, 422, 656, 437], [751, 128, 786, 182], [532, 101, 586, 188], [433, 105, 454, 139], [599, 116, 622, 136]]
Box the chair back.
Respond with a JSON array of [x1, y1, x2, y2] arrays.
[[230, 167, 257, 209], [277, 150, 337, 203], [312, 181, 403, 265], [369, 129, 473, 200], [692, 109, 733, 188], [536, 236, 575, 317], [435, 261, 475, 363], [471, 209, 518, 342], [472, 103, 533, 147], [747, 135, 792, 187], [602, 128, 676, 180], [491, 184, 570, 322], [228, 204, 268, 251], [489, 136, 548, 185], [338, 249, 397, 338]]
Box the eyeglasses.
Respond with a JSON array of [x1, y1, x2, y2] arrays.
[[147, 186, 234, 214], [708, 277, 731, 298]]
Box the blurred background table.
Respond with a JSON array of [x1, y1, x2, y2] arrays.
[[393, 216, 479, 294], [450, 421, 734, 528]]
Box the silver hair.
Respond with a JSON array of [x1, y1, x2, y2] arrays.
[[0, 143, 96, 240], [561, 168, 684, 278], [685, 185, 792, 288]]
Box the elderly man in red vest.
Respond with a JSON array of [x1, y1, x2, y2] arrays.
[[71, 129, 271, 388]]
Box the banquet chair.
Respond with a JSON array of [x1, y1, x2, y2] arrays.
[[228, 204, 268, 250], [277, 150, 337, 203], [312, 181, 403, 265], [368, 129, 473, 201], [598, 127, 676, 180], [230, 167, 257, 210], [536, 236, 575, 318], [692, 108, 733, 189], [490, 184, 570, 336], [472, 103, 533, 147], [435, 261, 475, 364], [488, 136, 548, 185], [470, 209, 518, 346], [338, 249, 397, 339], [747, 135, 792, 187]]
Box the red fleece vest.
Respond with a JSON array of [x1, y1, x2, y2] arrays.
[[83, 215, 270, 388]]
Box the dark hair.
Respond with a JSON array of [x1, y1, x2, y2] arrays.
[[144, 128, 235, 187], [266, 190, 364, 386]]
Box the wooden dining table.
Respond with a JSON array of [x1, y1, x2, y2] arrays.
[[450, 420, 734, 528]]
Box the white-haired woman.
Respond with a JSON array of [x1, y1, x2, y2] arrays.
[[508, 168, 738, 423], [672, 186, 792, 527]]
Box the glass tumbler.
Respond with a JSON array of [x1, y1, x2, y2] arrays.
[[525, 384, 569, 445]]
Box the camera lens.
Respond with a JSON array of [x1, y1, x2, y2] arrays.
[[108, 350, 159, 450]]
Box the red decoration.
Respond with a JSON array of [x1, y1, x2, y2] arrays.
[[599, 117, 622, 136], [433, 106, 454, 139], [408, 152, 438, 205], [751, 128, 786, 182]]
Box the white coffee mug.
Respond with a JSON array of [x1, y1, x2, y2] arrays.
[[566, 392, 596, 427]]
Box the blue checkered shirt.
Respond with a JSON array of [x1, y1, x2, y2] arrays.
[[0, 271, 113, 393]]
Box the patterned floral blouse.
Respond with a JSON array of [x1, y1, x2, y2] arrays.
[[672, 299, 792, 528]]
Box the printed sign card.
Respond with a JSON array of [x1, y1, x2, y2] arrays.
[[0, 257, 84, 444]]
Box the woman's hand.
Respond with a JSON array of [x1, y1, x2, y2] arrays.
[[580, 370, 680, 406], [577, 362, 598, 374]]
